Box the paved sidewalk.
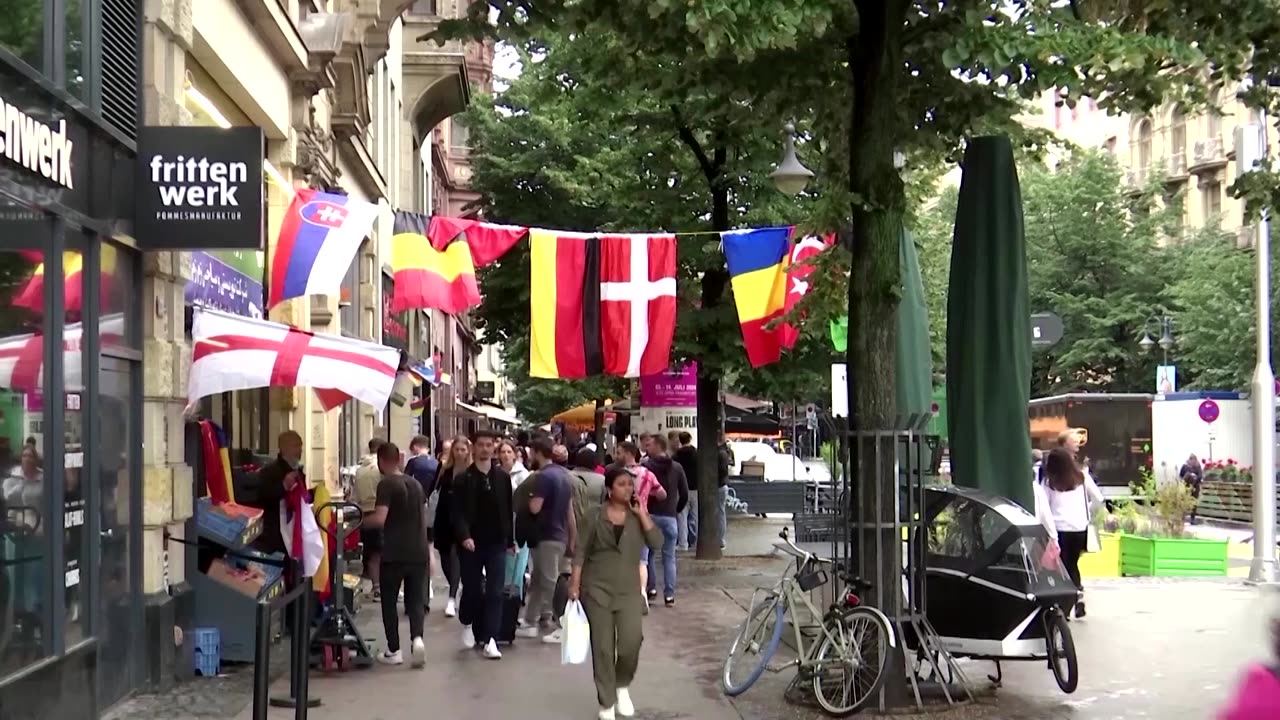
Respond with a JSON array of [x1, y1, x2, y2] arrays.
[[234, 594, 741, 720]]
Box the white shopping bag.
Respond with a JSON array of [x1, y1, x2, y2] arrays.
[[561, 600, 590, 665], [279, 500, 324, 577]]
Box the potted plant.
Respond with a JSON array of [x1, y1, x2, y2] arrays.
[[1119, 471, 1230, 577]]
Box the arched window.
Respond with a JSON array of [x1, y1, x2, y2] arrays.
[[1170, 106, 1187, 169], [1134, 118, 1153, 180]]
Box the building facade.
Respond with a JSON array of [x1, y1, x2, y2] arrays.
[[1027, 90, 1275, 247], [0, 0, 143, 717]]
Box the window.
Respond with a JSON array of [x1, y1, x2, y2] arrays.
[[0, 0, 44, 71], [63, 234, 87, 651], [99, 0, 140, 138], [410, 0, 437, 14], [1170, 106, 1186, 168], [1202, 179, 1223, 223], [1134, 118, 1153, 180], [100, 241, 138, 352], [0, 210, 54, 677], [451, 116, 470, 152], [1207, 108, 1223, 140]]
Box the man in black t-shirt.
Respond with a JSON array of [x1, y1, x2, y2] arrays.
[[367, 442, 428, 668], [453, 430, 514, 659]]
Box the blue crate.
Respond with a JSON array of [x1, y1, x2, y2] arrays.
[[191, 627, 221, 677], [196, 498, 251, 548]]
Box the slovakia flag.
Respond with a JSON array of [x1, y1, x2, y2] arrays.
[[268, 189, 379, 309]]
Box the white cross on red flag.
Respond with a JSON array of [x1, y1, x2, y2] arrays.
[[598, 233, 678, 377], [189, 307, 402, 411], [781, 233, 836, 348]]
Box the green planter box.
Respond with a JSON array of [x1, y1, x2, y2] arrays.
[[1119, 534, 1229, 577]]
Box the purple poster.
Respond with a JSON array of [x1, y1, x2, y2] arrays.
[[185, 251, 264, 319], [640, 363, 698, 408]]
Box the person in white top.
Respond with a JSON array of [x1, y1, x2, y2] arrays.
[[1036, 447, 1106, 619]]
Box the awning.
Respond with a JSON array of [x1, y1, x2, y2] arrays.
[[479, 405, 519, 425], [453, 400, 486, 417]]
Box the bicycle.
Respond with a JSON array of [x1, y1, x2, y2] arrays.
[[722, 527, 896, 716]]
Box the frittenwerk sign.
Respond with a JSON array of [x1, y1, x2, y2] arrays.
[[0, 95, 75, 189], [135, 126, 264, 250]]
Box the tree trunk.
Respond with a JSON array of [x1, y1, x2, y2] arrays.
[[696, 170, 730, 560], [847, 0, 909, 706]]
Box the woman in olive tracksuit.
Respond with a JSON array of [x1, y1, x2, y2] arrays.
[[569, 466, 663, 720]]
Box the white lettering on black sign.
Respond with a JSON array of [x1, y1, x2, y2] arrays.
[[0, 96, 74, 189], [148, 154, 248, 221]]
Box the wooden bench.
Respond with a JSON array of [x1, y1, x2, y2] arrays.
[[726, 478, 807, 516]]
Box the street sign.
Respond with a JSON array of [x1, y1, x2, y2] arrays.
[[1208, 426, 1218, 442], [1031, 312, 1064, 349], [1199, 399, 1221, 424]]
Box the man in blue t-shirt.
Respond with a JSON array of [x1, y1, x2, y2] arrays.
[[403, 435, 439, 612], [516, 437, 577, 642]]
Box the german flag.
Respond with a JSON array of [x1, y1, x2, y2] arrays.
[[390, 211, 481, 314], [529, 230, 603, 379]]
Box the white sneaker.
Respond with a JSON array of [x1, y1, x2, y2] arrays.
[[598, 706, 616, 720], [541, 628, 563, 644], [444, 598, 457, 617], [515, 626, 540, 639], [461, 625, 475, 649], [428, 582, 435, 601], [483, 638, 502, 659], [410, 637, 425, 668], [616, 688, 635, 717], [377, 649, 403, 665]]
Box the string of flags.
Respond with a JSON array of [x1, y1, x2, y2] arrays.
[[263, 193, 838, 380]]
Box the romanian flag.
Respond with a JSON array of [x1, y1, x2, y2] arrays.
[[529, 230, 604, 379], [389, 213, 527, 314], [722, 227, 794, 367]]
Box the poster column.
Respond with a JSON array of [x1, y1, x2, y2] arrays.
[[637, 363, 699, 436]]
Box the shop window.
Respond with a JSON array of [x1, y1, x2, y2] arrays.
[[0, 228, 54, 677], [0, 0, 44, 72], [63, 235, 88, 651], [66, 0, 86, 99], [100, 240, 139, 352], [96, 355, 136, 707]]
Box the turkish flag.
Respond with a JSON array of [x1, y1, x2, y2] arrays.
[[781, 233, 836, 348], [598, 233, 678, 377]]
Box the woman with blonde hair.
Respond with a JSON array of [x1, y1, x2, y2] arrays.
[[432, 435, 471, 617]]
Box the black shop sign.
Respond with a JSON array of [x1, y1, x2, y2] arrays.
[[134, 126, 264, 250]]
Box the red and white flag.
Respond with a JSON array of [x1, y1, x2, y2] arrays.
[[189, 307, 401, 411], [781, 233, 836, 348], [0, 315, 124, 393], [598, 233, 678, 377]]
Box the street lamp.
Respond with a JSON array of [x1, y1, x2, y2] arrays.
[[771, 122, 814, 196], [1137, 313, 1176, 365]]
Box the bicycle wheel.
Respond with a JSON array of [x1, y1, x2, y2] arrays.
[[811, 607, 892, 716], [722, 592, 784, 696], [1045, 609, 1078, 693]]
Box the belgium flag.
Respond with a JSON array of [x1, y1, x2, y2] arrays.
[[389, 211, 481, 314]]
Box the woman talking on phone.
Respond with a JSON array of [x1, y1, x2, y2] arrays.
[[568, 466, 664, 720]]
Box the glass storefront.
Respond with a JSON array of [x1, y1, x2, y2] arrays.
[[0, 10, 143, 714]]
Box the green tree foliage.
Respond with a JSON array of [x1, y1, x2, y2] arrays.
[[461, 39, 840, 421], [1164, 227, 1280, 391], [442, 0, 1267, 427]]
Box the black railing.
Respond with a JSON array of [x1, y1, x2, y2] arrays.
[[252, 573, 319, 720]]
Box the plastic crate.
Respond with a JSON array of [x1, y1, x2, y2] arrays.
[[191, 627, 221, 676]]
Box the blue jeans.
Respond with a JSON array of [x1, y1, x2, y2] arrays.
[[646, 515, 679, 598], [686, 491, 699, 547]]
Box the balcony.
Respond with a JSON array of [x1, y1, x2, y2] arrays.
[[1189, 137, 1228, 174], [1124, 168, 1146, 194], [402, 13, 471, 141], [1166, 152, 1189, 181]]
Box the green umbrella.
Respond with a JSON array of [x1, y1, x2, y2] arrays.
[[946, 136, 1033, 509], [895, 229, 933, 428]]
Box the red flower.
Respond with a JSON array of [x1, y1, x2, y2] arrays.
[[1228, 458, 1238, 466]]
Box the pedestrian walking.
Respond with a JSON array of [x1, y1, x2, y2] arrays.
[[404, 435, 438, 613], [672, 431, 699, 550], [610, 441, 665, 611], [568, 466, 664, 720], [1038, 447, 1107, 619], [499, 439, 530, 488], [1180, 454, 1204, 523], [454, 430, 515, 659], [641, 435, 687, 606], [432, 436, 470, 618], [716, 432, 733, 550], [517, 437, 577, 642], [364, 442, 429, 668], [354, 437, 386, 599]]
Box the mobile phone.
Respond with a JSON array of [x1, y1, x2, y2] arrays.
[[630, 495, 639, 508]]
